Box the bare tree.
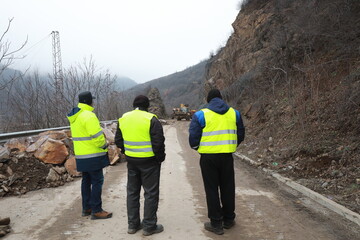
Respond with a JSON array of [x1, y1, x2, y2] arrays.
[[0, 18, 28, 90]]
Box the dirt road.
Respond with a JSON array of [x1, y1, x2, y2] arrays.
[[1, 121, 359, 240]]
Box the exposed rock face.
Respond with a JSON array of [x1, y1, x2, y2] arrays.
[[148, 87, 166, 118], [34, 139, 68, 165], [205, 0, 360, 214]]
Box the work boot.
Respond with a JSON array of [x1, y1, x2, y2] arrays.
[[204, 222, 224, 235], [142, 224, 164, 236], [91, 211, 112, 220], [223, 220, 235, 229], [81, 209, 92, 217], [128, 224, 142, 234]]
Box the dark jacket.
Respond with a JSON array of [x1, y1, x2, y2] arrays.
[[114, 108, 166, 165], [189, 97, 245, 150]]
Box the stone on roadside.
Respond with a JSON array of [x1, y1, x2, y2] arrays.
[[0, 147, 10, 161], [46, 168, 61, 182], [34, 139, 68, 164], [107, 145, 120, 165], [0, 230, 7, 237], [52, 166, 67, 175], [0, 217, 10, 225], [64, 156, 81, 177], [39, 130, 68, 140], [26, 136, 49, 153], [102, 128, 115, 144], [110, 122, 118, 132], [5, 138, 29, 153]]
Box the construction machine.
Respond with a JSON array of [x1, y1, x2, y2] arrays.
[[171, 104, 194, 121]]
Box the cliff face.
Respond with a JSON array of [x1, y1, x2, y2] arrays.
[[205, 0, 360, 213]]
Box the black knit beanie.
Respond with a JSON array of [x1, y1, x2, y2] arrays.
[[206, 89, 222, 103], [133, 95, 150, 109], [78, 91, 95, 105]]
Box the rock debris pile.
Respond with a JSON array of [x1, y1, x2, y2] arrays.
[[0, 122, 123, 198]]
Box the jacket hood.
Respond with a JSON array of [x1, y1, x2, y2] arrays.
[[67, 103, 94, 124], [207, 97, 230, 114]]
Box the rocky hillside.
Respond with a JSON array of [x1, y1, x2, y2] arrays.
[[206, 0, 360, 212], [123, 60, 207, 114]]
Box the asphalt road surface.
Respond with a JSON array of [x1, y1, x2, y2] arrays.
[[1, 121, 359, 240]]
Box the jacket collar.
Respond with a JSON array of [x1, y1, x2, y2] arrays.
[[78, 103, 94, 112]]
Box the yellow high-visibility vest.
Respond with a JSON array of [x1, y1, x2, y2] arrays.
[[119, 109, 156, 158], [198, 108, 237, 154], [67, 103, 107, 159]]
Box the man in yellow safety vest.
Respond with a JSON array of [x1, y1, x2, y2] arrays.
[[67, 91, 112, 220], [189, 89, 245, 235], [115, 95, 166, 236]]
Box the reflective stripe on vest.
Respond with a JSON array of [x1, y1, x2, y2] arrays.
[[76, 151, 107, 159], [67, 103, 108, 159], [198, 108, 237, 154], [119, 110, 156, 158], [72, 130, 104, 141]]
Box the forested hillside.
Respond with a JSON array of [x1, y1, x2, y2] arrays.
[[115, 60, 207, 114]]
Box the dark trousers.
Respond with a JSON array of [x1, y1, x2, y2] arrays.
[[81, 169, 104, 213], [127, 161, 161, 231], [200, 153, 236, 226]]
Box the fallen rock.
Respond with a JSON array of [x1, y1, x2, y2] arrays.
[[39, 130, 68, 140], [63, 129, 72, 138], [26, 135, 49, 153], [34, 139, 69, 164], [52, 166, 67, 175], [5, 138, 29, 152], [108, 145, 120, 165], [0, 230, 6, 237], [102, 128, 115, 144], [159, 119, 168, 125], [0, 225, 10, 232], [110, 122, 118, 132], [0, 217, 10, 225], [46, 168, 61, 182], [0, 147, 10, 161], [6, 167, 13, 176], [64, 156, 81, 177]]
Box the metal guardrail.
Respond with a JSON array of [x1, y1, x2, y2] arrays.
[[0, 120, 117, 144]]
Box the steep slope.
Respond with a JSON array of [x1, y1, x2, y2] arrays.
[[124, 60, 207, 114], [206, 0, 360, 212]]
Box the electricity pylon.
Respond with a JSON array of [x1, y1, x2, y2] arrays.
[[51, 31, 63, 96]]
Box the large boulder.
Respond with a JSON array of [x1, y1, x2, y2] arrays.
[[64, 156, 81, 177], [34, 139, 68, 164]]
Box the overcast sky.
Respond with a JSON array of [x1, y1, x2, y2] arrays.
[[1, 0, 241, 83]]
